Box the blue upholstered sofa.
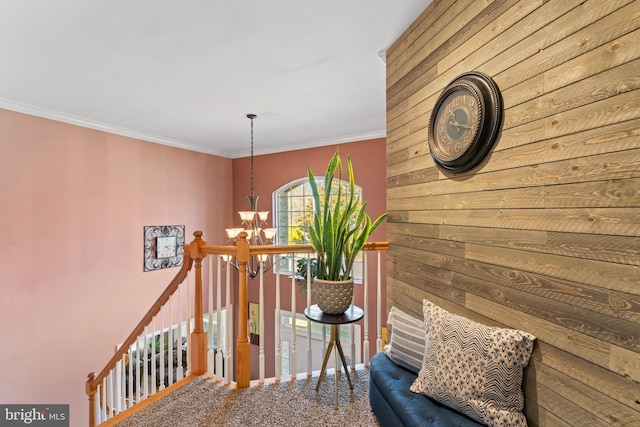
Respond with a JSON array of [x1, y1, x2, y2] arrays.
[[369, 352, 483, 427], [368, 303, 535, 427]]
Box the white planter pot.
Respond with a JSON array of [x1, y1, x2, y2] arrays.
[[313, 278, 354, 315]]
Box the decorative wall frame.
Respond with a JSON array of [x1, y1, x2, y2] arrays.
[[143, 225, 185, 272]]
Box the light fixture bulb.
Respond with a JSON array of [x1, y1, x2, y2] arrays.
[[239, 211, 256, 222], [263, 228, 277, 240]]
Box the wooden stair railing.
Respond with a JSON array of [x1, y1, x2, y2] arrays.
[[197, 235, 388, 388], [86, 231, 220, 427], [87, 230, 388, 426]]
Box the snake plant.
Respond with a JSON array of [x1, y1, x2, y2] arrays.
[[307, 150, 386, 281]]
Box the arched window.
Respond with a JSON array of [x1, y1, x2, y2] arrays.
[[272, 177, 365, 281]]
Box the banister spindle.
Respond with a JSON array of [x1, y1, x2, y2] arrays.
[[168, 297, 174, 386], [215, 256, 222, 380], [306, 254, 312, 378], [159, 307, 165, 390], [225, 256, 231, 385], [274, 259, 281, 381], [363, 252, 369, 363], [207, 256, 215, 379], [177, 289, 183, 381], [185, 271, 191, 376], [290, 256, 297, 379], [258, 259, 265, 384], [151, 316, 157, 395], [376, 250, 382, 354]]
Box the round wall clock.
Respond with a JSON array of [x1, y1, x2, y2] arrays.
[[428, 71, 502, 173]]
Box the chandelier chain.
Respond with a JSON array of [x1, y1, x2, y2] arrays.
[[249, 114, 255, 196]]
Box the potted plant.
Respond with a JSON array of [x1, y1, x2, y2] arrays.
[[307, 149, 386, 314]]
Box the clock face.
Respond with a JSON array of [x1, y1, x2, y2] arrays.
[[428, 72, 502, 173], [432, 87, 481, 162], [156, 236, 177, 259]]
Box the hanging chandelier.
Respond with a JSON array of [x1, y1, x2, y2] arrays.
[[225, 114, 277, 279]]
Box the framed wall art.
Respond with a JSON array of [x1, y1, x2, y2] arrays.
[[143, 225, 185, 272]]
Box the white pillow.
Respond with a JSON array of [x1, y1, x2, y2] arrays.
[[384, 306, 426, 374], [410, 299, 535, 426]]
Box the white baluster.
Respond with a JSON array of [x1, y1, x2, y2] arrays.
[[351, 323, 356, 369], [376, 250, 382, 355], [159, 307, 165, 390], [275, 259, 281, 381], [97, 382, 104, 424], [259, 260, 265, 384], [151, 316, 157, 395], [115, 357, 122, 414], [105, 374, 111, 420], [176, 286, 183, 381], [363, 252, 370, 364], [225, 258, 232, 385], [127, 348, 133, 408], [306, 254, 312, 377], [143, 327, 149, 400], [290, 256, 297, 379], [207, 256, 215, 378], [133, 338, 139, 405], [215, 256, 223, 381], [186, 270, 191, 376], [168, 297, 174, 386], [321, 324, 327, 367]]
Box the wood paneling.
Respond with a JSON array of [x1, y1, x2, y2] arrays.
[[385, 0, 640, 425]]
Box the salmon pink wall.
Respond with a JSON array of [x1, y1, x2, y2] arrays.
[[231, 139, 388, 378], [0, 108, 232, 427]]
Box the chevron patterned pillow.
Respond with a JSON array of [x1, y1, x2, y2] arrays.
[[410, 299, 536, 427]]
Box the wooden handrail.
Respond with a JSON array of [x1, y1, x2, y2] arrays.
[[199, 241, 387, 256]]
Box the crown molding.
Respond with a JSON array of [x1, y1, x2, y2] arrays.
[[0, 97, 386, 159], [0, 97, 231, 157]]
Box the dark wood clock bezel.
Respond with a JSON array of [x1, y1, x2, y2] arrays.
[[428, 71, 502, 173]]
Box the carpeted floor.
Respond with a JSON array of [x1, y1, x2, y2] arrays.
[[115, 369, 381, 427]]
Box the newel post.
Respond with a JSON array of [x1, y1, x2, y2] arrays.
[[86, 372, 96, 427], [189, 230, 208, 375], [236, 232, 251, 387]]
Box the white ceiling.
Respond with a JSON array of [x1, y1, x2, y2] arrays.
[[0, 0, 430, 158]]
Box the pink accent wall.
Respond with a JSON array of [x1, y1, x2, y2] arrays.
[[0, 107, 386, 425], [0, 108, 232, 426], [231, 140, 388, 378]]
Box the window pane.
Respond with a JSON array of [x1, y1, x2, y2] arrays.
[[272, 177, 364, 281]]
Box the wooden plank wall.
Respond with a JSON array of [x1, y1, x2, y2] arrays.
[[384, 0, 640, 425]]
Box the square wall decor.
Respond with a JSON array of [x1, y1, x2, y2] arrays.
[[143, 225, 185, 272]]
